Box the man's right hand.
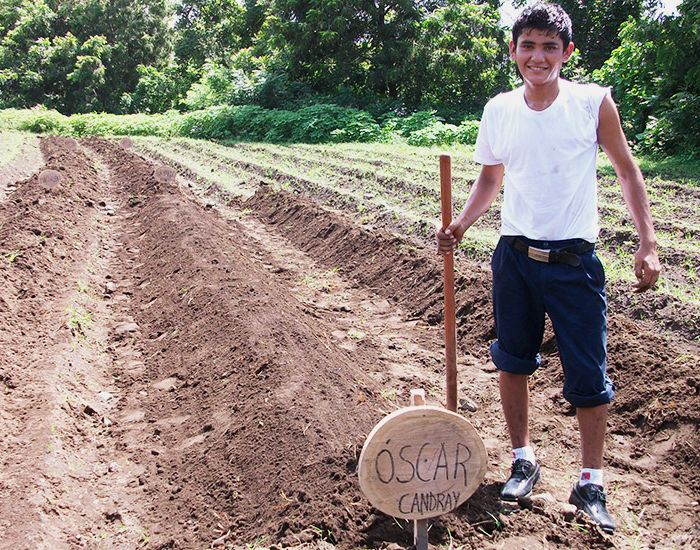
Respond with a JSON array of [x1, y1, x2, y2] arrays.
[[436, 222, 464, 255]]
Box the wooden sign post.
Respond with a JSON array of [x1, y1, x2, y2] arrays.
[[358, 390, 487, 548], [359, 156, 486, 548], [440, 154, 458, 414]]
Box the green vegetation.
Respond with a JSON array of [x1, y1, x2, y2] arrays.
[[0, 130, 29, 167], [0, 105, 481, 146], [65, 305, 93, 338], [1, 1, 695, 155], [599, 151, 700, 183], [592, 0, 700, 156], [2, 250, 21, 264], [0, 0, 171, 113]]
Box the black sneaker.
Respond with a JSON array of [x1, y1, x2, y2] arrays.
[[500, 458, 540, 501], [569, 483, 616, 533]]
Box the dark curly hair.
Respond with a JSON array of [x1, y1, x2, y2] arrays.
[[512, 3, 573, 50]]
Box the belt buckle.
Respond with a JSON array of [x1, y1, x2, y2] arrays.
[[527, 246, 551, 263]]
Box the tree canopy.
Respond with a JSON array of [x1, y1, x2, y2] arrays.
[[0, 0, 697, 155], [0, 0, 172, 112]]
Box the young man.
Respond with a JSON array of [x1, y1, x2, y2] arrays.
[[436, 3, 660, 533]]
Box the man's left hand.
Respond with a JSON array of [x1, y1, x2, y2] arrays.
[[633, 243, 661, 293]]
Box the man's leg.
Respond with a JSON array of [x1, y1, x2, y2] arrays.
[[490, 238, 544, 501], [499, 371, 530, 448], [543, 250, 615, 532], [498, 371, 540, 500], [577, 403, 608, 469], [570, 402, 615, 532]]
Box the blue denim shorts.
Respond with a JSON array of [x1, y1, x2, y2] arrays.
[[490, 236, 614, 407]]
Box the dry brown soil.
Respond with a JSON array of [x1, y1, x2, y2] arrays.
[[0, 137, 697, 549]]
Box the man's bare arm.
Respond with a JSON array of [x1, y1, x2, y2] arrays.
[[597, 94, 661, 292], [436, 163, 505, 255]]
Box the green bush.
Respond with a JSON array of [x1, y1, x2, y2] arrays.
[[639, 93, 700, 157], [292, 105, 380, 143], [65, 111, 179, 137], [183, 62, 259, 111], [20, 109, 68, 133], [123, 64, 193, 114], [392, 110, 442, 137], [407, 121, 459, 146], [456, 120, 480, 145], [263, 109, 303, 142], [0, 104, 473, 146], [178, 104, 380, 143], [0, 108, 43, 130], [405, 118, 480, 147]]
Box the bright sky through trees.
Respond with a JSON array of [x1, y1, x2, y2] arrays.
[[500, 0, 682, 26]]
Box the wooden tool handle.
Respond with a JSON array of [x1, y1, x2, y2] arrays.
[[440, 155, 457, 413]]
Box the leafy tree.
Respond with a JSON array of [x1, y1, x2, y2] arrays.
[[240, 0, 270, 47], [407, 0, 510, 111], [68, 0, 173, 107], [557, 0, 654, 72], [594, 0, 700, 155], [0, 0, 172, 113], [182, 59, 261, 110], [364, 1, 422, 98], [174, 0, 245, 66], [122, 63, 200, 114], [259, 0, 372, 92]]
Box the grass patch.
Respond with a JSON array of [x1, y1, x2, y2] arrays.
[[598, 151, 700, 184], [0, 131, 29, 168]]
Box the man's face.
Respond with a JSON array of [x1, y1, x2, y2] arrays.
[[510, 28, 575, 87]]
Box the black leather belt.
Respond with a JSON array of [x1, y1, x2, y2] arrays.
[[503, 236, 594, 267]]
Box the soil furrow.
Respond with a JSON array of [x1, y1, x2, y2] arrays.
[[0, 137, 147, 547]]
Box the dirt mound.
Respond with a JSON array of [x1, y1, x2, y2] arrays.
[[0, 136, 144, 545], [243, 184, 700, 510], [84, 138, 395, 546], [245, 187, 495, 347]]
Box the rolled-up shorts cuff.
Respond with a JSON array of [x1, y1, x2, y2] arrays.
[[565, 382, 615, 408], [490, 340, 540, 376]]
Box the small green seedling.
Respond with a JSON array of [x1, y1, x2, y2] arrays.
[[3, 251, 20, 264], [66, 305, 93, 337]]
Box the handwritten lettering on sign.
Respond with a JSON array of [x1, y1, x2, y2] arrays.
[[358, 406, 487, 520]]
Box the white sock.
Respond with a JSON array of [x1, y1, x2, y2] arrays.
[[579, 468, 604, 487], [512, 445, 536, 465]]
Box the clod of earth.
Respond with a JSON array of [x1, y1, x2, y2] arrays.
[[38, 169, 62, 189], [98, 391, 114, 402], [113, 321, 139, 335], [154, 165, 177, 183], [152, 377, 178, 391]]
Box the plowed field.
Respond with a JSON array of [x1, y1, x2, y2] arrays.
[[0, 136, 697, 549]]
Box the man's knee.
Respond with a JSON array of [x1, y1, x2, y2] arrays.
[[490, 340, 540, 376], [564, 383, 614, 408]]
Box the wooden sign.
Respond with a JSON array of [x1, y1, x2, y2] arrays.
[[358, 405, 487, 520]]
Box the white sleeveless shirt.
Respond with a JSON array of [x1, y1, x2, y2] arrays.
[[474, 79, 609, 242]]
